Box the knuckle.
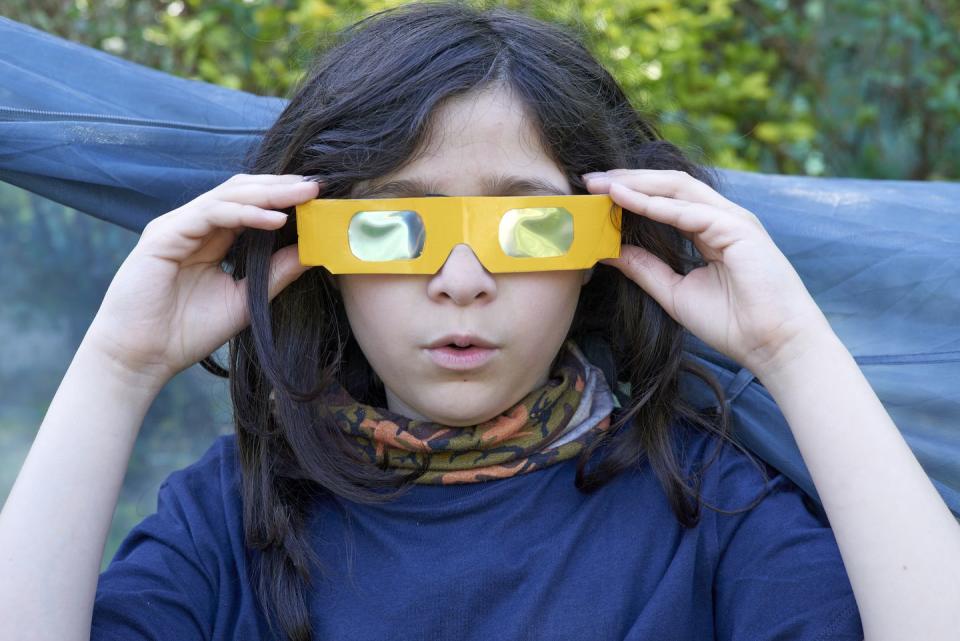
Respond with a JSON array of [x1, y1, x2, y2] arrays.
[[736, 215, 762, 233], [141, 215, 168, 235], [140, 223, 172, 247], [194, 197, 224, 214], [737, 207, 761, 224]]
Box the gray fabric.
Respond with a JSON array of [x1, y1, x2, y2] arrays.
[[549, 340, 616, 450], [1, 15, 957, 519]]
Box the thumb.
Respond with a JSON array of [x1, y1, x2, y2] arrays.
[[601, 244, 681, 316], [267, 243, 312, 302]]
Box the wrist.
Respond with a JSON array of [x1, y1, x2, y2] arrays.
[[75, 335, 170, 398], [751, 324, 846, 384]]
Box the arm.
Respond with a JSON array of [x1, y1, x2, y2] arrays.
[[0, 338, 164, 641], [754, 330, 960, 641], [0, 174, 316, 641], [580, 167, 960, 640]]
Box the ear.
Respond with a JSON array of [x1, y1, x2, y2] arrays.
[[582, 267, 595, 286]]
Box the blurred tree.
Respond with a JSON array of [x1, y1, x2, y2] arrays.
[[3, 0, 956, 179], [735, 0, 960, 179]]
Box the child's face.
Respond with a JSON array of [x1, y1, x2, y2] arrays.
[[336, 86, 591, 426]]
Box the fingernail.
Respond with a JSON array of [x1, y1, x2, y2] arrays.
[[301, 174, 324, 182], [582, 172, 605, 179], [586, 175, 611, 183]]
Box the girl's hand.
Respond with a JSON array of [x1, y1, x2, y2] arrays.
[[83, 173, 320, 386], [584, 168, 835, 376]]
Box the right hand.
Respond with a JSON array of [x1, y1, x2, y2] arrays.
[[83, 173, 321, 387]]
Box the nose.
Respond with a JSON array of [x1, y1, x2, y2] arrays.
[[426, 243, 497, 305]]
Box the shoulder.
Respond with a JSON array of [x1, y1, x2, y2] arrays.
[[92, 435, 256, 639], [148, 433, 243, 548], [666, 417, 795, 512], [666, 418, 847, 574], [597, 412, 777, 510], [662, 420, 863, 638], [660, 415, 836, 548]]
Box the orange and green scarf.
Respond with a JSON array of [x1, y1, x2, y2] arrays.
[[321, 339, 616, 484]]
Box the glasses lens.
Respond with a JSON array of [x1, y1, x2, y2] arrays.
[[499, 207, 573, 258], [348, 210, 426, 261]]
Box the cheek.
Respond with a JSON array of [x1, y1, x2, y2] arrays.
[[339, 279, 384, 332], [339, 278, 414, 340], [509, 274, 583, 323]]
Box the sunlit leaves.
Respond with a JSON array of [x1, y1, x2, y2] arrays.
[[5, 0, 958, 179]]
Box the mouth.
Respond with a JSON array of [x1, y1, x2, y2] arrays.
[[425, 344, 498, 370], [426, 333, 498, 350]]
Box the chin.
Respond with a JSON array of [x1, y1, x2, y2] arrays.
[[417, 388, 509, 427]]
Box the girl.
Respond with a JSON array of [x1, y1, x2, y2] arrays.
[[1, 2, 957, 640]]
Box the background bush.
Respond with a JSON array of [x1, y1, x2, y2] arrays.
[[6, 0, 959, 179]]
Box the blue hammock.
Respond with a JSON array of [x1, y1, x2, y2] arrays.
[[2, 16, 957, 521]]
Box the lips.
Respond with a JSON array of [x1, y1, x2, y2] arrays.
[[426, 344, 498, 370], [426, 333, 497, 349]]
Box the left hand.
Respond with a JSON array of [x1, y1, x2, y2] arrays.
[[583, 168, 835, 376]]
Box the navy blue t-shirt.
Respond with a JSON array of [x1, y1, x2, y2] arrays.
[[91, 421, 863, 640]]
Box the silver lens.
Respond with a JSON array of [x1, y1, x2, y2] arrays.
[[499, 207, 574, 257], [347, 210, 426, 261]]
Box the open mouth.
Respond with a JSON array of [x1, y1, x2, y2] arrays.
[[426, 343, 497, 369]]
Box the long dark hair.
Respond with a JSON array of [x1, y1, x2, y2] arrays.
[[206, 3, 767, 639]]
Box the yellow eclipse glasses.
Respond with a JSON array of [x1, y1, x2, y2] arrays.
[[295, 194, 622, 274]]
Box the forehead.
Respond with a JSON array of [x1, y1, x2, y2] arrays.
[[352, 174, 569, 199], [352, 86, 570, 198], [424, 86, 544, 155]]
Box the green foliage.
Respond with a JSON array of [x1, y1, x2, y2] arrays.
[[518, 0, 791, 172], [5, 0, 958, 179], [736, 0, 960, 179]]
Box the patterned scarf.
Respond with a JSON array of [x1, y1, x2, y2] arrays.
[[319, 339, 617, 484]]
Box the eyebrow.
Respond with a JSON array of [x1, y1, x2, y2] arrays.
[[351, 174, 570, 198]]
